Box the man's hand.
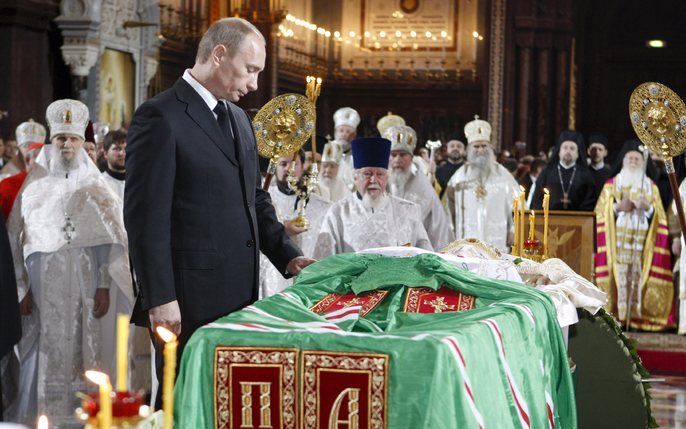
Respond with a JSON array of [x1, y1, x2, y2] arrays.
[[616, 198, 635, 213], [20, 290, 33, 316], [287, 256, 317, 276], [149, 300, 182, 337], [673, 238, 682, 257], [93, 288, 110, 319], [284, 219, 308, 237], [635, 197, 651, 211]]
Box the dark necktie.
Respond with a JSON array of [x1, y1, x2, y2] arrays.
[[213, 101, 237, 158]]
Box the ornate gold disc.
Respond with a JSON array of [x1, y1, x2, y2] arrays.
[[252, 93, 316, 160], [629, 82, 686, 159]]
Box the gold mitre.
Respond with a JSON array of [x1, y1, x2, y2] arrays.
[[383, 124, 417, 154], [376, 111, 405, 136], [46, 99, 89, 140], [16, 119, 47, 147], [322, 141, 343, 164], [464, 115, 492, 144]]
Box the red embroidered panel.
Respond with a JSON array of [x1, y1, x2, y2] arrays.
[[301, 350, 388, 429], [214, 347, 298, 429], [403, 286, 476, 313], [310, 290, 388, 317]]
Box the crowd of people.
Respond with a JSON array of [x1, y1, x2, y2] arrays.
[[0, 16, 684, 427]]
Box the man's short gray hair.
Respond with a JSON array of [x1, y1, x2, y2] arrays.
[[196, 18, 265, 63]]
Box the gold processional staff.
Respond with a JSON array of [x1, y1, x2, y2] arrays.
[[252, 93, 315, 191], [629, 82, 686, 237]]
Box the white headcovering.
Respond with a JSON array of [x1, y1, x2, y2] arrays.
[[15, 119, 47, 147], [383, 125, 417, 154], [322, 141, 343, 164], [376, 112, 405, 136], [464, 115, 492, 144], [46, 99, 89, 140], [333, 107, 361, 130]]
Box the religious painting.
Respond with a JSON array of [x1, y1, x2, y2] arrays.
[[360, 0, 458, 51], [99, 48, 135, 130], [301, 351, 389, 429], [214, 347, 298, 429], [532, 210, 596, 280]]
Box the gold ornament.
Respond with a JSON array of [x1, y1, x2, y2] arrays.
[[253, 93, 315, 160], [629, 82, 686, 159], [252, 94, 315, 190]]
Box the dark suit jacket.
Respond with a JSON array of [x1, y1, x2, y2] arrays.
[[125, 78, 301, 336], [0, 214, 20, 358]]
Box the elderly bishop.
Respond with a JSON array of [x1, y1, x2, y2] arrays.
[[385, 124, 455, 249], [5, 100, 133, 425], [313, 137, 432, 258], [445, 116, 519, 252]]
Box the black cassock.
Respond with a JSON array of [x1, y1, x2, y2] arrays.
[[531, 163, 597, 211]]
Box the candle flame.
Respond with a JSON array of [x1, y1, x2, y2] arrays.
[[156, 326, 177, 343], [85, 370, 110, 386], [544, 188, 550, 195], [38, 415, 49, 429], [139, 405, 151, 417]]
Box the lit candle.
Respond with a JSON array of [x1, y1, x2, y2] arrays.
[[519, 186, 526, 256], [543, 188, 550, 257], [116, 313, 129, 392], [85, 370, 112, 429], [441, 30, 447, 60], [157, 326, 178, 429], [37, 415, 48, 429], [529, 210, 536, 242], [512, 196, 519, 255], [472, 31, 479, 63]]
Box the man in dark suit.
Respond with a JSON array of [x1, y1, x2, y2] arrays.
[[125, 18, 314, 392], [0, 214, 21, 420]]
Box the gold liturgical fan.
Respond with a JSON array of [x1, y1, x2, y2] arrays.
[[252, 93, 315, 190], [629, 82, 686, 236]]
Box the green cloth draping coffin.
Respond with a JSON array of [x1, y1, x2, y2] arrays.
[[174, 253, 576, 428]]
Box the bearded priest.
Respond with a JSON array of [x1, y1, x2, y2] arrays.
[[385, 124, 454, 249], [444, 116, 519, 253], [313, 137, 431, 257], [4, 100, 133, 425], [594, 139, 673, 331]]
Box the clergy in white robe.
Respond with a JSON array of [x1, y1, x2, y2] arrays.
[[4, 100, 133, 426], [313, 137, 432, 258], [318, 141, 349, 202], [259, 152, 332, 298], [332, 107, 360, 192], [385, 124, 455, 250], [445, 116, 519, 253]]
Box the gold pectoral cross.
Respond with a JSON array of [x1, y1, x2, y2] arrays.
[[475, 183, 488, 199], [561, 194, 571, 209]]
